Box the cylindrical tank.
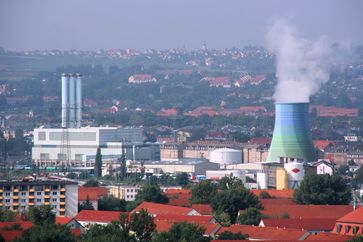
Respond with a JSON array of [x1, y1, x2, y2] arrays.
[[61, 73, 68, 128], [210, 148, 242, 165], [68, 74, 76, 128], [257, 172, 268, 189], [75, 74, 82, 128], [284, 162, 305, 189], [267, 103, 317, 162]]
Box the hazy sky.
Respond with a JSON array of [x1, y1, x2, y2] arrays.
[[0, 0, 362, 51]]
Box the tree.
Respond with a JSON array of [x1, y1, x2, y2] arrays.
[[293, 174, 352, 205], [135, 185, 169, 204], [354, 166, 363, 184], [217, 231, 247, 240], [218, 175, 244, 190], [78, 195, 95, 211], [15, 224, 76, 242], [119, 152, 127, 181], [152, 222, 209, 242], [95, 147, 102, 178], [83, 179, 99, 187], [28, 205, 55, 226], [130, 209, 156, 241], [211, 187, 262, 224], [347, 236, 363, 242], [0, 210, 16, 222], [98, 196, 126, 211], [66, 172, 78, 179], [213, 212, 231, 227], [190, 180, 217, 204], [79, 221, 132, 242], [175, 173, 190, 187], [237, 207, 262, 225], [259, 191, 272, 199]]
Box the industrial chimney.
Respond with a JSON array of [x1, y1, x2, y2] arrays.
[[61, 73, 69, 128], [267, 103, 317, 162], [61, 73, 82, 128]]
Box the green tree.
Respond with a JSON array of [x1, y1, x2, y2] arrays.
[[190, 180, 217, 204], [211, 187, 262, 224], [119, 152, 127, 181], [153, 222, 209, 242], [259, 191, 272, 199], [28, 205, 55, 226], [0, 209, 16, 222], [175, 173, 190, 187], [293, 174, 352, 205], [79, 221, 132, 242], [135, 185, 169, 204], [130, 209, 156, 241], [347, 236, 363, 242], [218, 175, 244, 190], [213, 212, 231, 227], [95, 147, 102, 178], [78, 195, 95, 211], [237, 207, 262, 225], [217, 231, 247, 240], [83, 179, 99, 187], [98, 196, 126, 211], [15, 224, 76, 242], [354, 166, 363, 184]]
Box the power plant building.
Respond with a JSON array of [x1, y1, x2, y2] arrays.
[[267, 103, 317, 162]]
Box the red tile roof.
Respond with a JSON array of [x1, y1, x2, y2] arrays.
[[155, 214, 215, 224], [250, 189, 294, 199], [155, 220, 221, 236], [0, 221, 33, 230], [133, 202, 197, 216], [260, 198, 295, 206], [55, 217, 73, 225], [336, 205, 363, 224], [261, 205, 354, 219], [304, 232, 352, 241], [260, 218, 336, 231], [75, 210, 125, 223], [78, 186, 108, 201], [0, 231, 23, 242], [217, 224, 308, 240], [191, 204, 213, 215], [165, 189, 191, 195], [313, 140, 335, 150]]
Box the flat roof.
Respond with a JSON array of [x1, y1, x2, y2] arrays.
[[143, 159, 210, 165], [0, 180, 77, 186]]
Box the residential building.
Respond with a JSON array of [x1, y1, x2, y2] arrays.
[[107, 185, 141, 201], [128, 74, 156, 84], [0, 180, 78, 217], [133, 202, 200, 216], [334, 205, 363, 236], [75, 210, 127, 227]]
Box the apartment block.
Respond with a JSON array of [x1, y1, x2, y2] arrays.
[[0, 180, 78, 217]]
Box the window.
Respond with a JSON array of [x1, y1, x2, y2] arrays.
[[21, 192, 26, 196], [38, 132, 46, 140], [52, 191, 57, 195], [345, 225, 351, 233], [127, 189, 129, 192], [52, 205, 57, 209], [36, 199, 41, 203], [75, 154, 83, 161], [21, 199, 26, 203], [40, 153, 50, 160], [37, 192, 42, 196], [353, 226, 359, 234], [5, 192, 10, 196], [127, 195, 129, 198], [52, 198, 57, 202], [5, 199, 10, 203]]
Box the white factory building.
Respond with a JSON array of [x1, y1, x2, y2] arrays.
[[32, 126, 152, 169]]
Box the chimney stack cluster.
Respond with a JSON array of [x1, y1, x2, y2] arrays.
[[61, 73, 82, 128]]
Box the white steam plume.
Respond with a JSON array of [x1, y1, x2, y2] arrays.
[[266, 19, 332, 103]]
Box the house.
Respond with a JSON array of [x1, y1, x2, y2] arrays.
[[191, 204, 213, 215], [250, 75, 266, 85], [203, 77, 231, 88], [75, 210, 127, 227], [312, 160, 335, 175], [155, 214, 216, 224], [155, 220, 221, 237], [78, 186, 108, 210], [334, 205, 363, 236], [216, 224, 309, 240], [260, 205, 354, 219], [133, 202, 200, 216], [128, 74, 157, 84], [259, 218, 336, 234], [56, 216, 84, 232]]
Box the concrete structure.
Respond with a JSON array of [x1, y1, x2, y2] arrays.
[[131, 159, 220, 176], [243, 144, 269, 163], [108, 185, 141, 201], [210, 148, 242, 167], [268, 103, 317, 162], [32, 126, 155, 168], [0, 180, 78, 217], [206, 170, 246, 183]]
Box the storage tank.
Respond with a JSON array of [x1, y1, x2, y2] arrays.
[[284, 162, 305, 189], [210, 148, 242, 165], [267, 103, 317, 162], [256, 172, 268, 189]]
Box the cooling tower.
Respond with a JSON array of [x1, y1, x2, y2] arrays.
[[267, 103, 317, 162]]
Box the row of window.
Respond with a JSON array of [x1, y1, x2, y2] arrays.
[[3, 191, 60, 196], [336, 224, 363, 235], [4, 198, 60, 203], [0, 185, 64, 191]]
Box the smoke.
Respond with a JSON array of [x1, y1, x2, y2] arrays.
[[266, 19, 333, 103]]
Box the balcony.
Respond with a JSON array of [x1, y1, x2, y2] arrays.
[[29, 202, 34, 206], [13, 203, 18, 206], [60, 195, 65, 199], [44, 195, 50, 199], [44, 188, 50, 192], [13, 196, 19, 200], [0, 196, 2, 200], [29, 196, 34, 199], [59, 208, 65, 212], [44, 202, 50, 205], [0, 203, 2, 206], [13, 189, 19, 193], [29, 189, 34, 192], [60, 188, 65, 192], [0, 189, 3, 193], [60, 202, 65, 205]]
